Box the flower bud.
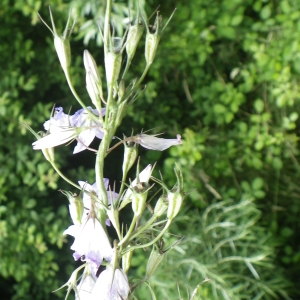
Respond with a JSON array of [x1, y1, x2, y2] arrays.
[[122, 248, 133, 274], [47, 8, 74, 74], [166, 191, 184, 220], [145, 32, 160, 66], [131, 189, 148, 217], [118, 79, 125, 99], [146, 244, 165, 278], [151, 164, 185, 220], [105, 52, 122, 86], [54, 35, 71, 73], [84, 50, 103, 109], [144, 10, 175, 66], [83, 50, 101, 83], [106, 202, 120, 233], [126, 22, 144, 63], [153, 196, 168, 218], [120, 164, 153, 211], [60, 190, 84, 225], [122, 140, 138, 177]]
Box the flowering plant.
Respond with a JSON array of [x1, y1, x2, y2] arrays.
[[26, 1, 187, 299]]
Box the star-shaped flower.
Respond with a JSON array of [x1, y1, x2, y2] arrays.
[[32, 107, 105, 154]]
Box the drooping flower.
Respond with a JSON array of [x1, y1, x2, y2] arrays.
[[90, 267, 130, 300], [64, 218, 113, 277], [32, 107, 105, 154], [129, 133, 182, 151], [75, 263, 97, 300]]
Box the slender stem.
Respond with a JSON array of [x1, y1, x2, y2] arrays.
[[123, 219, 172, 253], [129, 218, 167, 243], [64, 69, 99, 123], [117, 170, 128, 204], [51, 161, 81, 190], [95, 134, 109, 208], [120, 64, 151, 104], [118, 214, 138, 247]]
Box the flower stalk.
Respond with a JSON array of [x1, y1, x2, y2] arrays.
[[29, 1, 184, 299]]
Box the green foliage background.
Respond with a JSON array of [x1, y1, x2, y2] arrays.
[[0, 0, 299, 299]]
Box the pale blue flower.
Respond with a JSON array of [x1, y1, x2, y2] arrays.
[[32, 107, 105, 154], [131, 133, 182, 151], [71, 107, 106, 154], [64, 218, 113, 277], [91, 267, 130, 300]]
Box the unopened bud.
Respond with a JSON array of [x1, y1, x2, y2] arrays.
[[126, 23, 144, 62], [61, 191, 84, 225], [122, 140, 138, 177], [106, 202, 120, 232], [84, 50, 103, 109], [118, 79, 125, 99], [167, 191, 184, 220], [105, 52, 122, 86], [122, 248, 133, 274], [146, 244, 165, 278], [153, 196, 168, 218], [144, 10, 175, 66], [119, 164, 152, 211], [84, 50, 102, 86], [47, 8, 74, 73], [54, 35, 71, 73], [131, 190, 148, 217], [145, 33, 160, 66]]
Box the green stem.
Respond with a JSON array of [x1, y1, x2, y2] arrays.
[[119, 64, 151, 104], [124, 219, 172, 253], [129, 218, 167, 243], [51, 161, 81, 190], [64, 69, 99, 123], [118, 214, 138, 247]]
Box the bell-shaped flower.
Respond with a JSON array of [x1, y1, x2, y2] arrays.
[[75, 263, 97, 300], [91, 267, 130, 300], [130, 133, 182, 151], [64, 218, 113, 277]]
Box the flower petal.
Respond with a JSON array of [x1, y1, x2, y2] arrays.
[[91, 268, 130, 300], [73, 129, 96, 154], [32, 129, 76, 149]]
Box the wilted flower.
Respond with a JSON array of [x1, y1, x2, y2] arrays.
[[91, 267, 130, 300]]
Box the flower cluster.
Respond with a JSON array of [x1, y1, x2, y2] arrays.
[[30, 1, 184, 299]]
